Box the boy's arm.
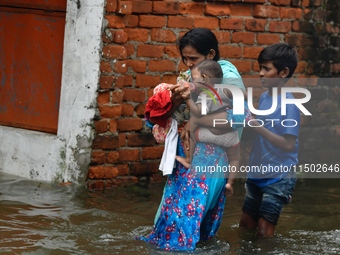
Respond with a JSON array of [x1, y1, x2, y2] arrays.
[[250, 120, 297, 152]]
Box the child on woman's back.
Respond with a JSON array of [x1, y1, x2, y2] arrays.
[[176, 60, 241, 176]]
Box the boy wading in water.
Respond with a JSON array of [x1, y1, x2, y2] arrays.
[[240, 43, 300, 237]]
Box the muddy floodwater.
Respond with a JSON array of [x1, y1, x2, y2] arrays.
[[0, 172, 339, 255]]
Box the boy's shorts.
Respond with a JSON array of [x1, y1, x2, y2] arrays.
[[242, 177, 297, 225]]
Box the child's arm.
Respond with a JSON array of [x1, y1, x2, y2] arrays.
[[249, 120, 297, 151], [225, 144, 240, 196], [185, 98, 202, 117]]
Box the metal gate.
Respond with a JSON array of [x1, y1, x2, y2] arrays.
[[0, 0, 66, 133]]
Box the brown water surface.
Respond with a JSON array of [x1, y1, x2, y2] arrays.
[[0, 172, 339, 254]]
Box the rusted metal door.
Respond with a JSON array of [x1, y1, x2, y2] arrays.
[[0, 0, 66, 134]]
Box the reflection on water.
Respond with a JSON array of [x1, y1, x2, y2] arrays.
[[0, 172, 339, 255]]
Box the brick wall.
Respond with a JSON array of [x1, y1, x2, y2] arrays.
[[87, 0, 340, 190]]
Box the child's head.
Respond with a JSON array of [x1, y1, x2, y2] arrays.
[[191, 60, 223, 88], [258, 43, 298, 79]]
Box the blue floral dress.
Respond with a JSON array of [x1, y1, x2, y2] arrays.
[[138, 139, 229, 251]]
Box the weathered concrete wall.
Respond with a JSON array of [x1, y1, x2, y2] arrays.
[[0, 0, 105, 184], [87, 0, 340, 190]]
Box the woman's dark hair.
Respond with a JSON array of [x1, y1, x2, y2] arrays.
[[178, 28, 220, 61], [258, 43, 298, 78]]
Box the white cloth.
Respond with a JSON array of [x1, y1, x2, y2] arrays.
[[159, 119, 178, 175]]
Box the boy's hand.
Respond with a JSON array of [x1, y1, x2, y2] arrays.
[[225, 182, 234, 196]]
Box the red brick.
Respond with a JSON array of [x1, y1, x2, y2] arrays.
[[151, 29, 177, 43], [106, 15, 125, 28], [98, 105, 122, 118], [92, 135, 120, 150], [102, 29, 113, 43], [131, 1, 151, 13], [178, 62, 189, 73], [135, 103, 145, 116], [137, 44, 165, 58], [106, 151, 120, 164], [257, 34, 281, 45], [147, 88, 154, 99], [142, 146, 164, 159], [124, 43, 134, 57], [123, 15, 138, 27], [99, 76, 115, 89], [116, 164, 129, 175], [130, 161, 160, 175], [231, 60, 252, 73], [245, 19, 267, 32], [94, 120, 108, 134], [269, 21, 291, 33], [280, 8, 303, 19], [205, 4, 231, 16], [127, 133, 156, 146], [136, 74, 161, 88], [219, 45, 242, 59], [124, 28, 149, 41], [326, 23, 339, 34], [194, 16, 219, 30], [269, 0, 291, 5], [122, 88, 146, 102], [115, 75, 133, 87], [150, 173, 164, 183], [97, 92, 110, 105], [244, 0, 266, 2], [285, 34, 310, 47], [179, 2, 205, 15], [117, 118, 143, 131], [168, 16, 194, 29], [121, 103, 134, 116], [91, 150, 106, 165], [230, 4, 252, 16], [243, 46, 264, 59], [116, 176, 138, 184], [106, 0, 117, 12], [88, 166, 119, 179], [295, 61, 307, 74], [113, 61, 128, 73], [127, 60, 147, 73], [87, 180, 105, 190], [100, 61, 112, 73], [118, 148, 140, 161], [161, 74, 177, 85], [139, 15, 166, 28], [119, 133, 127, 147], [165, 45, 181, 58], [102, 45, 127, 60], [149, 60, 176, 72], [112, 90, 124, 103], [331, 63, 340, 74], [109, 120, 118, 132], [117, 1, 132, 14], [253, 5, 280, 18], [220, 18, 244, 30], [153, 1, 180, 14], [231, 32, 255, 44], [112, 30, 128, 43], [214, 31, 231, 43]]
